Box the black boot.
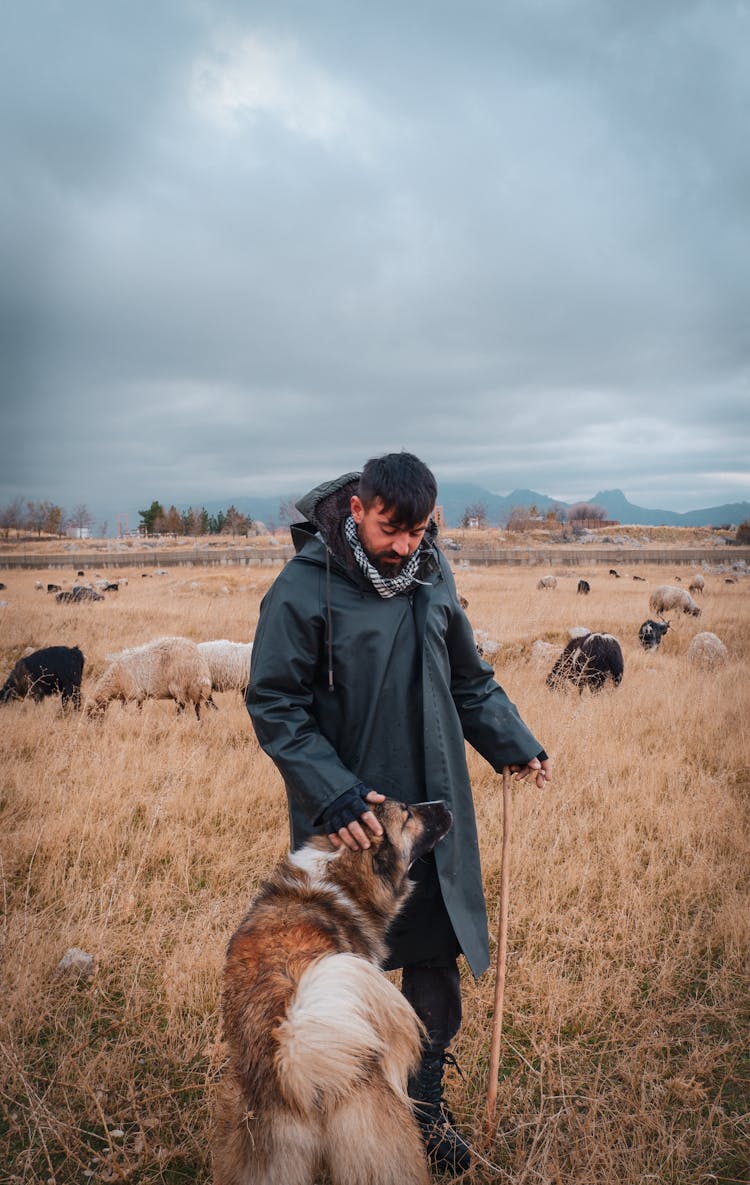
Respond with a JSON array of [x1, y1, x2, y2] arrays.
[[407, 1051, 471, 1177]]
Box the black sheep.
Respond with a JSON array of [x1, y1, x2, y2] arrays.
[[638, 619, 670, 650], [577, 579, 590, 595], [547, 632, 624, 692], [1, 645, 85, 709]]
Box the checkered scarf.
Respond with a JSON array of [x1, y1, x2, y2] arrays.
[[344, 514, 431, 599]]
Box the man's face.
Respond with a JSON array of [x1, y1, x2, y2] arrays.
[[350, 495, 431, 576]]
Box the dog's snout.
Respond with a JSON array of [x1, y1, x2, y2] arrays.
[[413, 800, 453, 842]]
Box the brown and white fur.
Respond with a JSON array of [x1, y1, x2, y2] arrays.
[[213, 798, 453, 1185]]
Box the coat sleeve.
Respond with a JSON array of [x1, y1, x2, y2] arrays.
[[246, 563, 362, 826], [440, 557, 545, 770]]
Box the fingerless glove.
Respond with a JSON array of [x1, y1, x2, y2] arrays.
[[319, 783, 370, 832]]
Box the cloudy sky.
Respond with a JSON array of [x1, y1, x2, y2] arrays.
[[2, 0, 749, 526]]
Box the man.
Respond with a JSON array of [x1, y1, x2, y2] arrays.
[[247, 451, 550, 1176]]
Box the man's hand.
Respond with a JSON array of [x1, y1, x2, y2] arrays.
[[509, 756, 551, 790], [328, 789, 386, 851]]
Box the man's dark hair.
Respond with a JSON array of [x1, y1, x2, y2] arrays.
[[358, 452, 437, 527]]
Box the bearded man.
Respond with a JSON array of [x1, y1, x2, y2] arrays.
[[247, 451, 550, 1176]]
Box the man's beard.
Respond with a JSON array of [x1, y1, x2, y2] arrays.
[[363, 547, 409, 577]]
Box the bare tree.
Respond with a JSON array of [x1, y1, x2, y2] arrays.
[[0, 496, 26, 539], [567, 502, 607, 523], [461, 502, 488, 528], [278, 497, 301, 525], [68, 504, 95, 536], [506, 506, 531, 533]]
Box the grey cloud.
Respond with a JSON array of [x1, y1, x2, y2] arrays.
[[1, 0, 749, 521]]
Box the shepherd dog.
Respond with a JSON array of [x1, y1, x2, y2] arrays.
[[213, 797, 453, 1185]]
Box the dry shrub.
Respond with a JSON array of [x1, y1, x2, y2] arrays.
[[1, 562, 748, 1183]]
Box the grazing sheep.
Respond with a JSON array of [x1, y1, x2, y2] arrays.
[[649, 585, 701, 618], [688, 573, 705, 595], [86, 637, 212, 717], [536, 575, 557, 590], [473, 629, 500, 664], [531, 640, 560, 665], [1, 645, 85, 709], [638, 619, 671, 650], [547, 632, 624, 692], [687, 632, 727, 669], [56, 587, 104, 604], [577, 579, 590, 595], [47, 583, 61, 593], [609, 569, 620, 578], [197, 640, 253, 695], [633, 575, 646, 581]]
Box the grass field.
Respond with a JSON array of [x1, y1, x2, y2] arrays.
[[1, 558, 748, 1183]]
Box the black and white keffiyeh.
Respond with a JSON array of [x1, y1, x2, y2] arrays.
[[344, 514, 431, 599]]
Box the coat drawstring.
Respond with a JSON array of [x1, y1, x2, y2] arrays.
[[326, 548, 335, 691]]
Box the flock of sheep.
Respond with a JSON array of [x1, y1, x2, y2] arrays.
[[523, 569, 728, 691], [0, 635, 253, 716], [0, 563, 733, 712]]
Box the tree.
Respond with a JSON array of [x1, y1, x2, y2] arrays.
[[138, 500, 165, 536], [567, 502, 607, 523], [44, 504, 65, 536], [460, 502, 488, 529], [68, 504, 94, 535], [223, 505, 251, 537], [181, 507, 203, 536], [279, 497, 301, 525], [736, 519, 750, 545], [506, 506, 531, 533], [208, 509, 226, 535], [0, 497, 25, 538], [25, 500, 50, 537], [162, 505, 182, 535]]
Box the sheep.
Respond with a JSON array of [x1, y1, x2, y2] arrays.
[[632, 575, 646, 582], [577, 579, 590, 595], [649, 585, 701, 618], [1, 645, 85, 709], [687, 632, 727, 669], [197, 640, 253, 696], [86, 637, 212, 718], [547, 632, 624, 692], [473, 629, 500, 664], [638, 619, 671, 650], [609, 568, 620, 577], [47, 583, 61, 593], [688, 573, 705, 595], [56, 587, 104, 604], [536, 575, 557, 590], [531, 640, 560, 665]]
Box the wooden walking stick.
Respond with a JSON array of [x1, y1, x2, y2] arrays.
[[484, 765, 513, 1146]]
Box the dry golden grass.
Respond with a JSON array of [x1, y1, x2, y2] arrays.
[[1, 560, 748, 1184]]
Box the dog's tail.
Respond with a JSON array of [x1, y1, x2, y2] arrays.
[[273, 952, 424, 1113]]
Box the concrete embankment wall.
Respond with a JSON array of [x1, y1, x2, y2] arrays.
[[1, 547, 749, 571]]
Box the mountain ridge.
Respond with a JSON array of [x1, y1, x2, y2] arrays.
[[119, 485, 749, 531]]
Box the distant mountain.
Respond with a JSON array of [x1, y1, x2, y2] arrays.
[[115, 485, 749, 535], [434, 483, 749, 529]]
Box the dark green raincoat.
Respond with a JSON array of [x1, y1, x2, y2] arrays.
[[246, 472, 545, 977]]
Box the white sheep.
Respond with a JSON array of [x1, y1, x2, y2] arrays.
[[536, 575, 557, 590], [531, 640, 560, 665], [649, 585, 701, 618], [473, 629, 500, 664], [688, 573, 705, 595], [687, 632, 727, 669], [86, 636, 212, 717], [197, 640, 253, 695]]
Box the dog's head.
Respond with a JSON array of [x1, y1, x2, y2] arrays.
[[359, 797, 452, 897]]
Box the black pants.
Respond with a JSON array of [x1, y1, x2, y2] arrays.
[[401, 962, 462, 1054]]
